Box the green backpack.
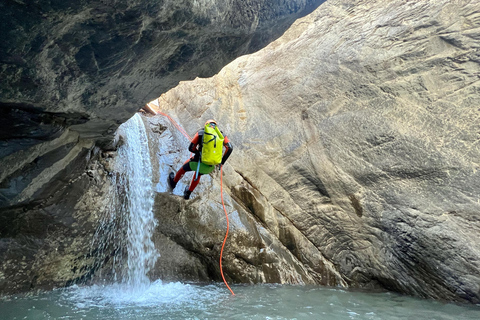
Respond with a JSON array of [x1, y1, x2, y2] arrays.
[[201, 123, 224, 165]]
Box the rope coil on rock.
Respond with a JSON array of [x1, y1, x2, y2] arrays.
[[154, 109, 235, 295]]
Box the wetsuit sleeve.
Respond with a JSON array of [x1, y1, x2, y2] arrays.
[[222, 135, 233, 165], [188, 131, 202, 154]]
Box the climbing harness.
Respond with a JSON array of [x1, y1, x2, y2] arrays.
[[154, 109, 235, 295]]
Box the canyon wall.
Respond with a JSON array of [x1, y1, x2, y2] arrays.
[[149, 0, 480, 303]]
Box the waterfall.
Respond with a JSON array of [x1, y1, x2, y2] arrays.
[[116, 113, 159, 286], [91, 113, 159, 288]]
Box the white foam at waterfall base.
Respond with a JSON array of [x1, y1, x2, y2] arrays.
[[62, 281, 224, 309], [115, 113, 160, 287]]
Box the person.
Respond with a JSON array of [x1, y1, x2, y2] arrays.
[[168, 119, 233, 199]]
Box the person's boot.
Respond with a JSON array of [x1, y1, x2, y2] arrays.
[[184, 186, 192, 200], [168, 172, 177, 189]]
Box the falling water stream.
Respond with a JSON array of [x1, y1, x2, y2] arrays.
[[116, 113, 158, 287], [1, 113, 480, 319], [86, 113, 159, 288]]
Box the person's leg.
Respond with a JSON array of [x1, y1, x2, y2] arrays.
[[184, 173, 201, 199], [173, 159, 193, 183], [169, 159, 192, 189], [188, 173, 202, 192]]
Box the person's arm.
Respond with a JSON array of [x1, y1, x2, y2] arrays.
[[221, 135, 233, 165], [188, 130, 203, 154]]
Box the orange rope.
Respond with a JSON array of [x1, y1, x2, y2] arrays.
[[156, 111, 192, 142], [155, 110, 234, 295], [220, 165, 235, 295]]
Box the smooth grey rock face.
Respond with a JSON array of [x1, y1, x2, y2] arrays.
[[150, 0, 480, 303], [0, 0, 325, 295]]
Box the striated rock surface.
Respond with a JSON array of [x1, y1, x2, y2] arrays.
[[144, 115, 345, 286], [0, 0, 326, 295], [150, 0, 480, 303]]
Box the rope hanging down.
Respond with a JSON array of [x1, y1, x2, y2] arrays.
[[155, 110, 235, 295], [220, 164, 235, 295]]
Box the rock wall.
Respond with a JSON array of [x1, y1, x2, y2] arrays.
[[1, 0, 324, 207], [150, 0, 480, 303], [143, 115, 345, 286], [0, 0, 325, 295], [0, 146, 116, 293], [1, 0, 324, 146]]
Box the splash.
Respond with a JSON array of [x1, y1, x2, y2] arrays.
[[63, 281, 224, 309]]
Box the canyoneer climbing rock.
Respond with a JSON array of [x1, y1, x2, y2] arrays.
[[168, 119, 233, 199], [158, 111, 235, 295]]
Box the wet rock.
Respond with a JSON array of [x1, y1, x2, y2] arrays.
[[0, 151, 114, 293], [151, 0, 480, 303]]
